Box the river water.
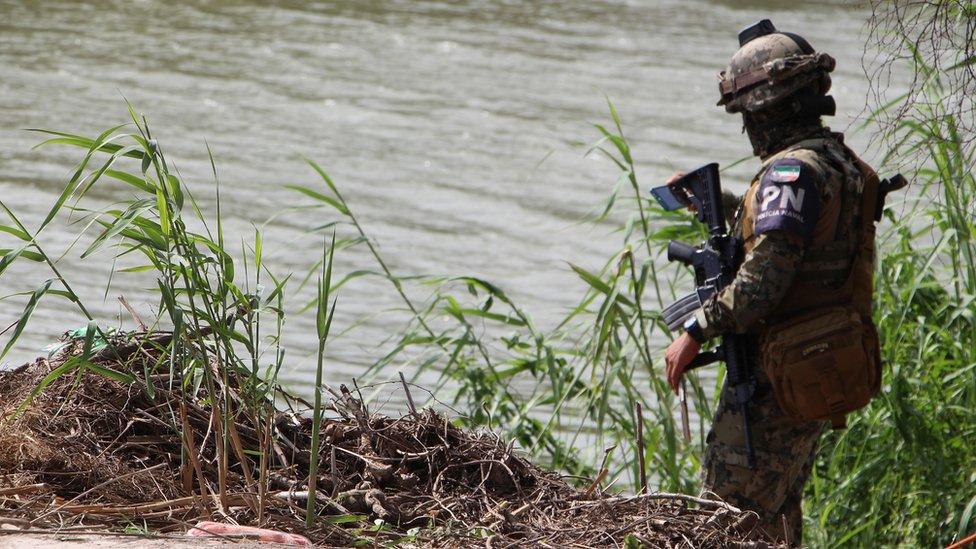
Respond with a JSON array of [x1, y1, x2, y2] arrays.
[[0, 0, 879, 404]]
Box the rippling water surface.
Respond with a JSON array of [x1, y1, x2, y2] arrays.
[[0, 0, 875, 402]]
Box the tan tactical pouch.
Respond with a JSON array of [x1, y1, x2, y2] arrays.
[[760, 305, 881, 428]]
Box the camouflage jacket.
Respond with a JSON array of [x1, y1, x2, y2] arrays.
[[693, 130, 865, 340]]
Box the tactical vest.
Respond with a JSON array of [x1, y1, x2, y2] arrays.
[[737, 135, 879, 321], [737, 135, 882, 428]]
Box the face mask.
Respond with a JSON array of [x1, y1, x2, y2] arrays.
[[742, 110, 826, 158]]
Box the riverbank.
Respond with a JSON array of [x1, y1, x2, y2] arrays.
[[0, 330, 775, 548]]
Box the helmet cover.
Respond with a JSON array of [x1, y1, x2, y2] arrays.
[[718, 24, 835, 114]]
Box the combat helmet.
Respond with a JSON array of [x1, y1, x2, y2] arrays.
[[718, 20, 836, 116]]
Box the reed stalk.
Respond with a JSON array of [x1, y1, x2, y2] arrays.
[[307, 233, 337, 527]]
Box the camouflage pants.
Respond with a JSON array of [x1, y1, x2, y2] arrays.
[[701, 367, 825, 545]]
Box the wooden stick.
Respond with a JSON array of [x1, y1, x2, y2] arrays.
[[0, 484, 47, 497], [269, 491, 349, 513], [61, 493, 252, 515], [680, 378, 692, 443], [181, 401, 212, 516], [330, 445, 338, 498], [583, 492, 744, 514], [399, 371, 418, 416], [635, 401, 648, 495], [583, 468, 608, 497], [210, 403, 229, 510], [118, 295, 147, 331], [226, 417, 255, 499]]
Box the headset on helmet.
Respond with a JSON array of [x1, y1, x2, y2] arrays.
[[718, 19, 836, 116]]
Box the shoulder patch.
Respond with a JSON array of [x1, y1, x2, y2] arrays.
[[769, 163, 801, 182], [754, 158, 821, 242]]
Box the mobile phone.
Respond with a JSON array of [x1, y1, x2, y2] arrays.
[[650, 184, 689, 211]]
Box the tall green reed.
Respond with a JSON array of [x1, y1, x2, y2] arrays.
[[308, 233, 337, 527], [0, 104, 296, 515]]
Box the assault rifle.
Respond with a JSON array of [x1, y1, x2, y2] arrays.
[[650, 163, 757, 468]]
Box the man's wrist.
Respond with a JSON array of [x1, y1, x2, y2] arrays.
[[683, 315, 706, 344], [694, 308, 719, 341]]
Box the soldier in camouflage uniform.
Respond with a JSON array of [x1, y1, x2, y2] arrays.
[[663, 20, 878, 544]]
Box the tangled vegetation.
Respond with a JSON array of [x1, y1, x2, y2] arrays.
[[866, 0, 976, 154], [0, 334, 774, 547]]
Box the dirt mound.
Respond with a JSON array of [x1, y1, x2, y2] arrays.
[[0, 331, 777, 547]]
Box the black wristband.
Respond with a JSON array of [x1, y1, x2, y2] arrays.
[[683, 316, 706, 343]]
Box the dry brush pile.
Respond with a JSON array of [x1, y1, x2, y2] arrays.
[[0, 330, 780, 548]]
